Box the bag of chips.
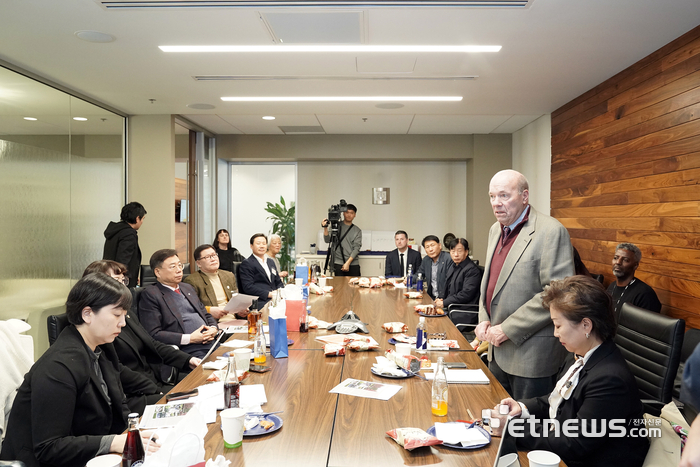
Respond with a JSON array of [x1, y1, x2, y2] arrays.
[[386, 427, 442, 450]]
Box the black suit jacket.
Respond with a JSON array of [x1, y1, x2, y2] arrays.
[[417, 251, 451, 300], [1, 326, 130, 467], [384, 248, 422, 277], [138, 282, 218, 347], [442, 258, 482, 307], [238, 255, 284, 309], [517, 340, 649, 467]]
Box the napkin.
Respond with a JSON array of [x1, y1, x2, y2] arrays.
[[201, 360, 227, 370], [205, 456, 231, 467], [220, 339, 253, 349], [434, 423, 489, 447], [372, 356, 405, 377]]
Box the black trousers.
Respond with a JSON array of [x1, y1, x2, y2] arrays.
[[334, 264, 361, 276]]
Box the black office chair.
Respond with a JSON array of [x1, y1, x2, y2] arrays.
[[447, 304, 479, 340], [591, 273, 604, 284], [614, 302, 684, 415], [47, 313, 71, 346], [140, 264, 157, 287], [233, 261, 242, 291]]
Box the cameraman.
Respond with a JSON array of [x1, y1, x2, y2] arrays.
[[321, 204, 362, 276]]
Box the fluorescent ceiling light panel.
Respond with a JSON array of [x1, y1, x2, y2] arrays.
[[161, 45, 500, 53], [262, 116, 276, 120], [73, 117, 88, 121], [23, 117, 37, 121], [222, 96, 462, 102]]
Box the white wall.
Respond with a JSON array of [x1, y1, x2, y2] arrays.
[[512, 114, 552, 213], [297, 160, 467, 253], [230, 163, 296, 253]]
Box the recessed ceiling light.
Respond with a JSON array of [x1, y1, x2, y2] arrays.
[[75, 31, 115, 43], [376, 103, 405, 109], [73, 117, 88, 121], [222, 96, 462, 102], [23, 117, 37, 121], [160, 45, 500, 53], [262, 116, 276, 120], [187, 103, 216, 110]]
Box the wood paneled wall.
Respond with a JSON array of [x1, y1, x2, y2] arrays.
[[551, 25, 700, 329]]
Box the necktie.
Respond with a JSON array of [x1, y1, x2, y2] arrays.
[[400, 253, 405, 277], [501, 226, 512, 247], [175, 288, 182, 295]]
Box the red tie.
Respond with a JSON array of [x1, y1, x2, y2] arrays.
[[175, 288, 182, 295]]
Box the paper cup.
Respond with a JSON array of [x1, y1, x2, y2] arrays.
[[395, 343, 412, 356], [86, 454, 121, 467], [221, 408, 246, 448], [319, 277, 327, 287], [497, 453, 520, 467], [527, 450, 560, 467], [233, 348, 251, 372], [295, 278, 303, 286]]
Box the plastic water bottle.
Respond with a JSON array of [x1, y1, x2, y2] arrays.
[[406, 264, 414, 289], [416, 272, 424, 292], [416, 316, 427, 352]]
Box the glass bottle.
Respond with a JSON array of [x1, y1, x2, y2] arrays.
[[431, 357, 448, 417], [254, 320, 266, 364], [247, 299, 260, 334], [224, 355, 240, 408], [121, 413, 145, 467]]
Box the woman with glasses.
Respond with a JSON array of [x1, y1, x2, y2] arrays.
[[213, 229, 246, 273], [184, 244, 248, 320], [83, 260, 200, 414], [497, 276, 649, 467], [0, 273, 160, 466], [266, 234, 289, 279]]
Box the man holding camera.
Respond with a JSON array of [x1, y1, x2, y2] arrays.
[[322, 204, 362, 276]]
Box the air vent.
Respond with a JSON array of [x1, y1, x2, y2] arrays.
[[99, 0, 530, 9], [193, 75, 478, 81], [278, 125, 326, 134]]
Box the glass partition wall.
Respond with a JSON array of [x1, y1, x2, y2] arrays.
[[0, 65, 125, 357]]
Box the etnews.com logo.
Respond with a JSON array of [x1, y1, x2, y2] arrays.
[[505, 417, 662, 438]]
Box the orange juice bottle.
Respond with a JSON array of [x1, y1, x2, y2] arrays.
[[431, 357, 448, 416], [253, 320, 266, 364]]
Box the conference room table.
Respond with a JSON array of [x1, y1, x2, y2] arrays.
[[165, 277, 556, 467]]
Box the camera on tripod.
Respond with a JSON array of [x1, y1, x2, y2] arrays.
[[324, 199, 348, 233]]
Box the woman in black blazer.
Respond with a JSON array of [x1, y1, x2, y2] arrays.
[[434, 238, 481, 309], [0, 274, 159, 467], [498, 275, 649, 467]]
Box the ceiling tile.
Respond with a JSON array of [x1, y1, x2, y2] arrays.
[[409, 115, 510, 134], [317, 114, 414, 134]]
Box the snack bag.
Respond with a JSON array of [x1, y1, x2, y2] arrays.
[[324, 343, 345, 356], [382, 322, 408, 333], [386, 427, 442, 450]]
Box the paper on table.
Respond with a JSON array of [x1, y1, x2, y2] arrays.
[[201, 360, 227, 370], [460, 428, 490, 447], [240, 384, 267, 406], [425, 369, 490, 384], [141, 399, 217, 428], [435, 422, 470, 445], [223, 293, 257, 314], [329, 378, 402, 401], [221, 339, 254, 349], [316, 333, 379, 347]]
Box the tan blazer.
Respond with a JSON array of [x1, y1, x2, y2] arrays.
[[478, 206, 574, 378], [183, 269, 238, 308]]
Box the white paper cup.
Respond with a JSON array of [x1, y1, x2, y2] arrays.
[[221, 408, 246, 448], [527, 450, 561, 467], [497, 453, 520, 467], [319, 277, 327, 287], [295, 278, 303, 286], [86, 454, 121, 467], [395, 343, 412, 356], [233, 348, 252, 372]]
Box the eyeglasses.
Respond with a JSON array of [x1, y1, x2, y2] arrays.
[[119, 277, 130, 286], [160, 262, 184, 271], [198, 254, 218, 261]]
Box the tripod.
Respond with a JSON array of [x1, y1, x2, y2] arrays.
[[323, 221, 340, 276]]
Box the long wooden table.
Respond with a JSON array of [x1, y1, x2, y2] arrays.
[[167, 278, 544, 466]]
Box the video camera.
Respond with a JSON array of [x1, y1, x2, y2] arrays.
[[325, 199, 348, 233]]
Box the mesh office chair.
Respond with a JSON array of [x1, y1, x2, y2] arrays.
[[614, 302, 684, 415]]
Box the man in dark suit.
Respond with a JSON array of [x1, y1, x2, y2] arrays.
[[238, 233, 284, 310], [384, 230, 421, 278], [416, 235, 451, 300], [184, 243, 247, 320], [139, 249, 219, 358], [103, 202, 146, 287]]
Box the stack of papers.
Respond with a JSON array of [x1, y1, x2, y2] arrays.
[[425, 369, 490, 384], [434, 422, 490, 447]]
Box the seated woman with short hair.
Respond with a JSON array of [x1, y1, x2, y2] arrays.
[[498, 275, 649, 467], [0, 273, 159, 467]]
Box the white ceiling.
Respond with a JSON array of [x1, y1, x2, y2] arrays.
[[0, 0, 699, 135]]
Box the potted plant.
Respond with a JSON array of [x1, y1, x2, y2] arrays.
[[264, 196, 295, 273]]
